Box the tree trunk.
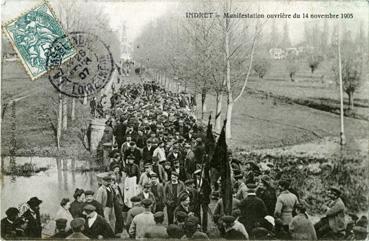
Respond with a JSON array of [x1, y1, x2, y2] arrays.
[[71, 98, 76, 121], [348, 92, 354, 110], [215, 92, 222, 132], [62, 97, 68, 130], [57, 93, 63, 149], [225, 98, 233, 140], [201, 88, 207, 120]]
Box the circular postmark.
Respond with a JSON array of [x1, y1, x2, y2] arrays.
[[46, 31, 114, 98]]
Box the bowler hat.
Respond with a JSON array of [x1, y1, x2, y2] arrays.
[[27, 197, 42, 207], [5, 207, 19, 217]]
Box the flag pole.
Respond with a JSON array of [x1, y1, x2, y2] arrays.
[[338, 22, 346, 145]]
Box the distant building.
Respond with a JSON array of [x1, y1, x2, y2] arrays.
[[117, 22, 132, 61]]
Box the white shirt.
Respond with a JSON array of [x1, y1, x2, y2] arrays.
[[143, 192, 149, 199], [88, 212, 97, 228]]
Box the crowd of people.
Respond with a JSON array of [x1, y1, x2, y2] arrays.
[[1, 80, 368, 240]]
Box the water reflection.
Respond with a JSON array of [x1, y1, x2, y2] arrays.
[[1, 157, 99, 217]]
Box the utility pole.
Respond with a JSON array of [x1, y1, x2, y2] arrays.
[[338, 22, 346, 145]]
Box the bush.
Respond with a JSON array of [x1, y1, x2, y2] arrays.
[[307, 54, 324, 73], [253, 58, 271, 79]]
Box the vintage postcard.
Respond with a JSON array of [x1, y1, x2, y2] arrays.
[[1, 0, 368, 240]]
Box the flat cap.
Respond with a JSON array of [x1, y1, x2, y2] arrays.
[[171, 171, 179, 177], [176, 211, 188, 219], [83, 204, 96, 211], [130, 196, 141, 203], [222, 215, 236, 224], [55, 218, 68, 228], [102, 175, 113, 181], [85, 190, 94, 196], [185, 179, 194, 185], [186, 216, 200, 225], [193, 169, 201, 175], [154, 211, 164, 219], [141, 198, 153, 207], [143, 182, 152, 188], [329, 186, 342, 196], [150, 172, 158, 178], [70, 218, 85, 229]]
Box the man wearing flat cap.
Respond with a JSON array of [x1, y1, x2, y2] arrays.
[[82, 204, 114, 239], [125, 196, 145, 232], [1, 207, 20, 239], [84, 190, 104, 217], [143, 211, 168, 239], [222, 215, 248, 240], [315, 186, 346, 239], [274, 179, 299, 233], [95, 174, 116, 231], [22, 197, 43, 238], [66, 218, 89, 239], [164, 171, 185, 224], [129, 199, 155, 239], [137, 183, 156, 212], [150, 173, 166, 212], [50, 218, 69, 239], [239, 183, 268, 234]]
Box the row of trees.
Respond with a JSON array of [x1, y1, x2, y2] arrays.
[[47, 0, 121, 149], [134, 1, 367, 139], [134, 0, 265, 139]]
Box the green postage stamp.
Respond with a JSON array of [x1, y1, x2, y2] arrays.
[[3, 2, 76, 80]]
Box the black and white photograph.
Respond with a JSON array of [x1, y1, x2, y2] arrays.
[[1, 0, 368, 240]]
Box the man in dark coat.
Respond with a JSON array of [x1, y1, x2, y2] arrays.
[[179, 179, 199, 218], [142, 140, 155, 164], [238, 183, 268, 233], [256, 175, 277, 216], [124, 142, 142, 166], [164, 172, 185, 224], [66, 218, 89, 239], [150, 173, 166, 212], [1, 207, 20, 240], [82, 205, 115, 239], [22, 197, 43, 238], [113, 118, 127, 150]]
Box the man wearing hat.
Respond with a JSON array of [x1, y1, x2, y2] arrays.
[[84, 190, 104, 217], [256, 175, 277, 216], [164, 171, 186, 224], [142, 139, 155, 165], [139, 163, 152, 187], [22, 197, 43, 238], [66, 218, 89, 239], [50, 218, 69, 239], [129, 199, 155, 239], [238, 183, 268, 233], [153, 141, 167, 163], [173, 160, 186, 182], [274, 179, 299, 233], [1, 207, 20, 239], [152, 155, 167, 183], [95, 174, 116, 231], [137, 183, 156, 212], [143, 211, 168, 239], [126, 196, 144, 232], [82, 204, 114, 239], [183, 216, 208, 239], [234, 171, 248, 200], [175, 211, 188, 229], [315, 186, 346, 239], [222, 215, 248, 240], [353, 216, 368, 240], [150, 173, 166, 212], [184, 143, 196, 179], [167, 224, 185, 239], [180, 179, 200, 218], [124, 141, 142, 166]]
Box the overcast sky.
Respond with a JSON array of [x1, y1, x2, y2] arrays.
[[2, 0, 368, 44]]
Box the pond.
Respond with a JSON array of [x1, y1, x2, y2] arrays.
[[1, 157, 99, 217]]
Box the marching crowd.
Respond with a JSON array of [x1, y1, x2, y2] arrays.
[[1, 81, 368, 240]]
